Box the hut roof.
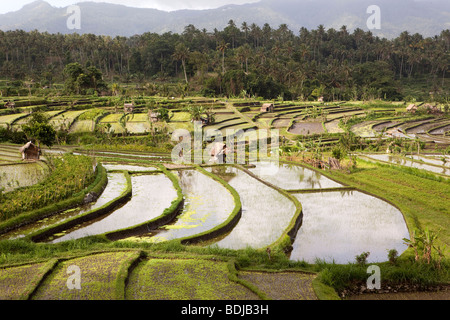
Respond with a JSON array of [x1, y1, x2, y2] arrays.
[[20, 141, 35, 153], [406, 104, 417, 111]]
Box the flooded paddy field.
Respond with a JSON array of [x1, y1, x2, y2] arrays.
[[406, 154, 450, 167], [101, 163, 158, 172], [360, 154, 450, 176], [288, 122, 325, 135], [289, 191, 410, 264], [207, 166, 297, 250], [247, 162, 343, 190], [0, 172, 128, 241], [125, 169, 235, 243], [51, 173, 178, 242]]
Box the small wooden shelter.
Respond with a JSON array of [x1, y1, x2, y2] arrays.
[[5, 101, 16, 109], [20, 141, 40, 161], [260, 103, 274, 113], [150, 112, 160, 123], [124, 103, 135, 113], [406, 104, 417, 113]]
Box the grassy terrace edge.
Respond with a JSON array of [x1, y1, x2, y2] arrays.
[[28, 169, 132, 243], [0, 161, 108, 236]]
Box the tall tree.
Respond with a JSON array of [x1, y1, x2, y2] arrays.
[[173, 43, 190, 84]]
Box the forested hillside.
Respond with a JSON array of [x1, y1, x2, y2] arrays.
[[0, 23, 449, 101]]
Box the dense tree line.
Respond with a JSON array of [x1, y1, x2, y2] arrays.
[[0, 22, 448, 101]]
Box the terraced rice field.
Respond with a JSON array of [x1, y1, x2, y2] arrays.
[[125, 257, 258, 300], [2, 146, 444, 300], [0, 145, 22, 164], [0, 113, 30, 129], [124, 113, 151, 134], [360, 154, 450, 176], [0, 161, 48, 193], [53, 173, 178, 242], [289, 122, 325, 135], [70, 120, 96, 133], [98, 114, 126, 134], [0, 249, 320, 300], [248, 162, 343, 190], [207, 166, 297, 250], [290, 191, 409, 264], [0, 171, 129, 241], [49, 110, 88, 131], [128, 169, 236, 243]]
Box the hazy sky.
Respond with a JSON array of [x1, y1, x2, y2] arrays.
[[0, 0, 260, 14]]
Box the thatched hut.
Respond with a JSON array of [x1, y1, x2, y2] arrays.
[[406, 104, 417, 113], [124, 103, 135, 113], [20, 141, 40, 161], [260, 103, 274, 113], [5, 101, 16, 109], [150, 112, 160, 123]]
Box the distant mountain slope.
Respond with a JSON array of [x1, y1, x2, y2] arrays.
[[0, 0, 448, 38]]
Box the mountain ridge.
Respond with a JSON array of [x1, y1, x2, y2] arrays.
[[0, 0, 448, 38]]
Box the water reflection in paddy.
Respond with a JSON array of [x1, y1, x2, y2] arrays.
[[247, 162, 343, 190], [102, 163, 158, 172], [362, 154, 449, 176], [406, 155, 450, 167], [0, 172, 128, 240], [290, 191, 410, 264], [131, 169, 235, 243], [208, 166, 297, 250], [52, 174, 178, 242]]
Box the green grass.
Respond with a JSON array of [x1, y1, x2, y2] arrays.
[[31, 251, 141, 300], [99, 114, 123, 123], [170, 112, 191, 122], [0, 113, 30, 125], [70, 120, 95, 133], [315, 258, 449, 295], [125, 258, 258, 300], [0, 154, 96, 222]]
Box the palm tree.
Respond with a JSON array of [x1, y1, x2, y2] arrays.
[[235, 44, 251, 73], [217, 41, 229, 74], [241, 22, 250, 41], [185, 105, 207, 122], [173, 43, 190, 84]]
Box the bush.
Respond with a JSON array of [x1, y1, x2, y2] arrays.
[[388, 249, 399, 265], [355, 252, 370, 266]]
